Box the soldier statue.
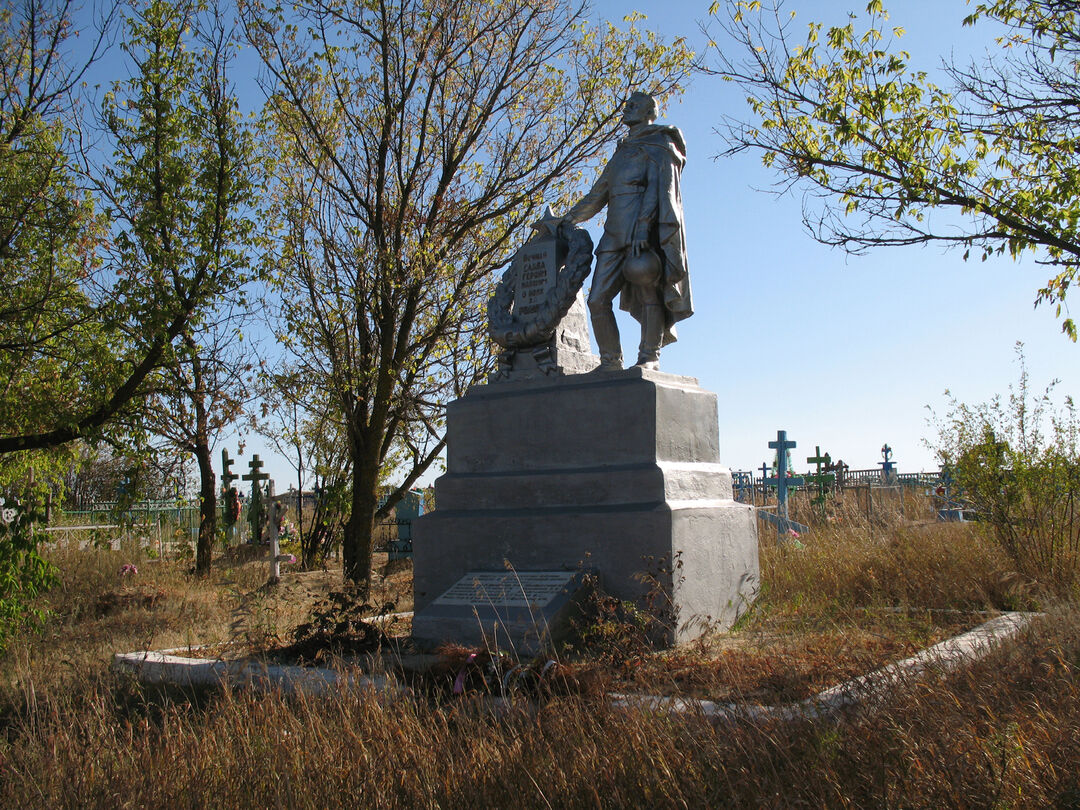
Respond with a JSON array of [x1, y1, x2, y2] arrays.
[[561, 90, 692, 370]]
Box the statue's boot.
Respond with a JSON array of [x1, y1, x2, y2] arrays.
[[635, 304, 664, 370], [590, 307, 623, 371]]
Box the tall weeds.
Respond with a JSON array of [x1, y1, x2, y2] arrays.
[[929, 344, 1080, 594], [2, 609, 1079, 808], [0, 512, 1077, 807]]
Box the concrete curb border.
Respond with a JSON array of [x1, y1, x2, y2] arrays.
[[111, 648, 392, 696], [114, 611, 1038, 717], [610, 611, 1039, 721], [111, 611, 414, 695]]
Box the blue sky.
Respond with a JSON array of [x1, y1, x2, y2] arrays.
[[579, 0, 1079, 477], [188, 0, 1079, 486]]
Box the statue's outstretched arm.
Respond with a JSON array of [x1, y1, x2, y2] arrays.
[[563, 164, 612, 224]]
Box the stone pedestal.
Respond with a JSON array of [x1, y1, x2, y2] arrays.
[[412, 367, 759, 648]]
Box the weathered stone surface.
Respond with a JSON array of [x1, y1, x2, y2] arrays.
[[499, 292, 598, 381], [410, 570, 589, 653], [449, 366, 719, 471], [488, 214, 597, 382], [412, 367, 759, 648], [559, 91, 692, 369], [512, 240, 558, 318]]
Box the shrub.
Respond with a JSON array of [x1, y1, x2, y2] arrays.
[[0, 494, 56, 651], [929, 344, 1080, 594]]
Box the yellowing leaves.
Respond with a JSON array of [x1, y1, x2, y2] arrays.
[[713, 0, 1080, 340]]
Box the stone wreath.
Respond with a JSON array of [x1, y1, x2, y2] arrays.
[[487, 224, 594, 349]]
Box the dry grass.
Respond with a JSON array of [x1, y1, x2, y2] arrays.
[[759, 518, 1035, 613], [1, 507, 1078, 808]]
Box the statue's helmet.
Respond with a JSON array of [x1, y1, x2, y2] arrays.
[[623, 247, 662, 286]]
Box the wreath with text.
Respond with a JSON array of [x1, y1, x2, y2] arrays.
[[488, 225, 593, 349]]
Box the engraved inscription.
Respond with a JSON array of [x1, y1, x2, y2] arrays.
[[434, 571, 577, 608], [513, 240, 556, 317]]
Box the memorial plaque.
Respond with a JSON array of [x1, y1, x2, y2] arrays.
[[435, 570, 578, 608], [412, 569, 589, 652], [512, 239, 556, 318]]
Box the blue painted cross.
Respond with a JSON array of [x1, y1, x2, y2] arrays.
[[762, 430, 808, 540], [879, 443, 896, 480], [766, 430, 803, 503]]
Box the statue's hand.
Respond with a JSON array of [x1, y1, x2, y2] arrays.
[[632, 239, 649, 256]]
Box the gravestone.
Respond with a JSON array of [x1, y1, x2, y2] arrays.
[[242, 455, 269, 544], [267, 497, 287, 582], [879, 443, 897, 482], [806, 445, 834, 516], [388, 489, 422, 561], [221, 449, 240, 545]]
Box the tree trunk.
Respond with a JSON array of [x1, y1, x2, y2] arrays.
[[294, 401, 304, 565], [342, 442, 379, 592], [194, 441, 217, 575], [189, 341, 216, 576]]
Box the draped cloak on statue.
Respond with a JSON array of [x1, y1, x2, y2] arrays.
[[566, 124, 692, 347]]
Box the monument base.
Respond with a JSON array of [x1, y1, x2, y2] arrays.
[[412, 367, 759, 650]]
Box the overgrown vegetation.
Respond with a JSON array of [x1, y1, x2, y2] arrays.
[[929, 346, 1080, 595], [1, 506, 1077, 807], [0, 497, 54, 653]]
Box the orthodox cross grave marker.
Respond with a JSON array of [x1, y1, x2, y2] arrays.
[[221, 449, 238, 491], [242, 454, 270, 544], [806, 445, 834, 516], [731, 471, 754, 505], [761, 430, 809, 540], [755, 462, 771, 508], [267, 498, 288, 583], [879, 443, 897, 481], [221, 449, 241, 544]]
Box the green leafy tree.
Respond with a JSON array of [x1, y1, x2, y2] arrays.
[[0, 0, 252, 628], [0, 0, 251, 456], [0, 1, 115, 450], [711, 0, 1080, 338], [0, 0, 115, 637], [0, 492, 55, 652], [100, 0, 255, 575], [244, 0, 693, 588]]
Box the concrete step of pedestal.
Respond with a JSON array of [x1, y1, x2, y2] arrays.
[[433, 461, 734, 510], [446, 366, 721, 473]]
